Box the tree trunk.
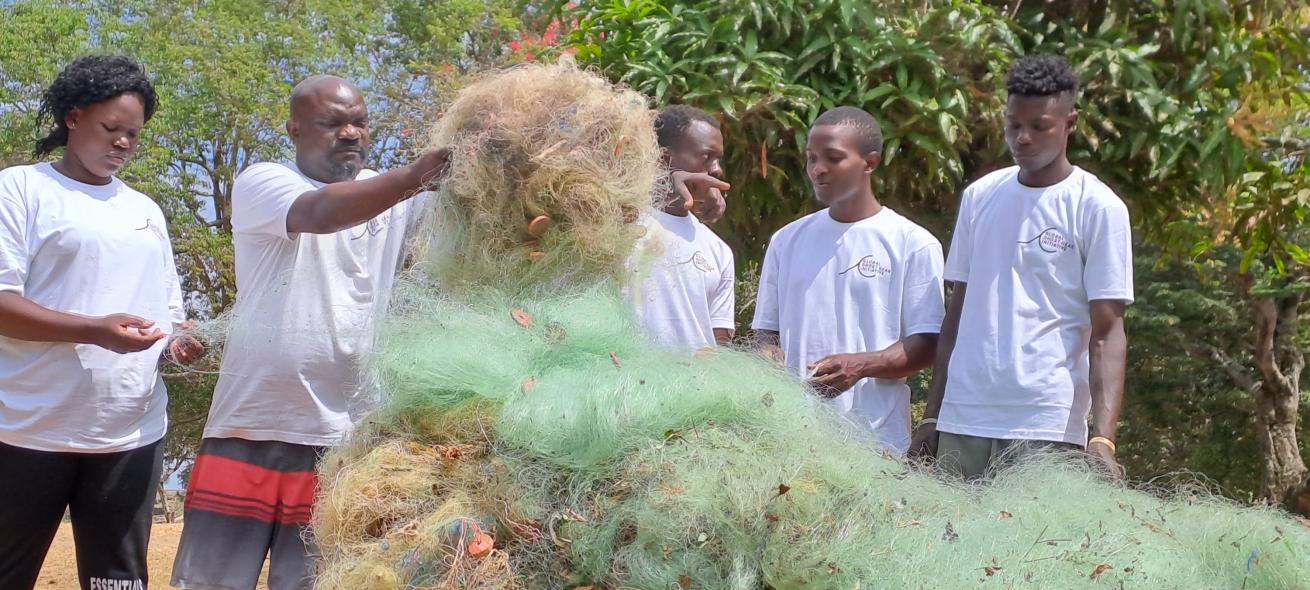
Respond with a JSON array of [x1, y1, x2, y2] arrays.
[[1247, 283, 1307, 503], [157, 481, 176, 524], [1255, 378, 1306, 502]]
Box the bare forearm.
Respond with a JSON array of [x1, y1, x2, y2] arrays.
[[924, 282, 966, 419], [0, 291, 95, 344], [1088, 317, 1127, 441], [288, 164, 424, 234], [859, 333, 938, 379]]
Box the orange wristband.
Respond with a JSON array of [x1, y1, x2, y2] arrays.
[[1088, 436, 1116, 453]]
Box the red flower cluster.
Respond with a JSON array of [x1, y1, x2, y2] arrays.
[[507, 18, 577, 61]]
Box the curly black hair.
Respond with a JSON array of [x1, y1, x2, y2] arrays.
[[34, 55, 158, 157], [813, 106, 883, 154], [1005, 55, 1079, 98], [655, 104, 720, 150]]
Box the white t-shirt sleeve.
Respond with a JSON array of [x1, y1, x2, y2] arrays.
[[0, 171, 28, 295], [943, 187, 974, 283], [231, 163, 314, 240], [710, 245, 735, 330], [1081, 196, 1134, 303], [901, 238, 946, 336], [751, 235, 781, 331]]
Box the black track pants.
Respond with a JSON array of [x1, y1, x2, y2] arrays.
[[0, 439, 163, 590]]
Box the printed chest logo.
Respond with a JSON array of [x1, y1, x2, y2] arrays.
[[677, 250, 715, 273], [839, 255, 892, 278], [1019, 227, 1074, 253], [351, 211, 391, 240], [134, 218, 167, 242]]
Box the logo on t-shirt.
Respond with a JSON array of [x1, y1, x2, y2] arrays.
[[677, 251, 715, 273], [839, 255, 892, 278], [351, 211, 391, 240], [1019, 227, 1073, 253], [135, 218, 167, 243]]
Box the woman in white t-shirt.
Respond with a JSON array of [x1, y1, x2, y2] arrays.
[[0, 56, 204, 590]]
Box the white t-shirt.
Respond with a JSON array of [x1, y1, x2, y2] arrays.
[[629, 211, 735, 350], [752, 207, 945, 454], [939, 166, 1133, 445], [205, 162, 416, 446], [0, 163, 184, 453]]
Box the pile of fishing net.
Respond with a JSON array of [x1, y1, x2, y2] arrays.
[[311, 60, 1310, 589], [413, 57, 660, 294]]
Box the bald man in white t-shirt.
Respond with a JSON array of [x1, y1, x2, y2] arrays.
[[172, 76, 451, 590]]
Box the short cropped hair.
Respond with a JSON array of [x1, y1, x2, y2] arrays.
[[1005, 55, 1079, 99], [813, 106, 883, 154], [655, 104, 720, 150]]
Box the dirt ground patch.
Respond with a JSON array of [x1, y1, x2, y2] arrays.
[[35, 522, 269, 589]]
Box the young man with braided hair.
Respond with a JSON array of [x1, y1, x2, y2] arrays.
[[910, 55, 1133, 479]]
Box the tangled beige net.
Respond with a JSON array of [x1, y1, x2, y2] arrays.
[[414, 58, 661, 294]]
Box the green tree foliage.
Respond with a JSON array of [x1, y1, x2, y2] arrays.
[[0, 1, 90, 166], [557, 0, 1308, 257], [1125, 249, 1288, 498], [390, 0, 524, 68], [563, 0, 1015, 247]]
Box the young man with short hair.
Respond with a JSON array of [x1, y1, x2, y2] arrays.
[[911, 55, 1133, 479], [630, 105, 735, 350], [752, 106, 944, 454]]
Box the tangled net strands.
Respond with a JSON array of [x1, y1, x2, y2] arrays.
[[312, 61, 1310, 589], [413, 58, 661, 294]]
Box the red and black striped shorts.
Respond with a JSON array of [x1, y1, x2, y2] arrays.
[[171, 437, 325, 590]]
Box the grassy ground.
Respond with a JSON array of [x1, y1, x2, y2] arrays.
[[35, 522, 269, 589]]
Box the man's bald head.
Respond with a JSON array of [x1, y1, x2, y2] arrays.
[[289, 75, 362, 117], [286, 75, 370, 183]]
